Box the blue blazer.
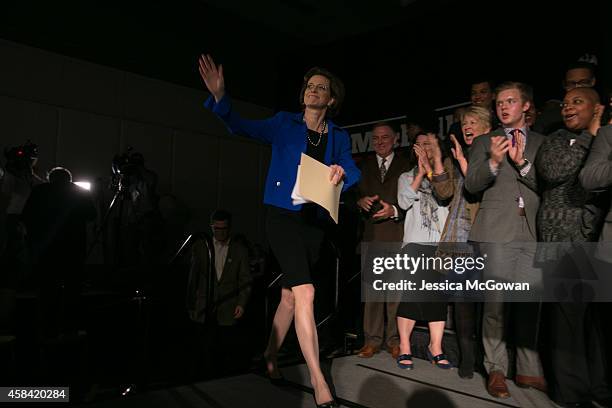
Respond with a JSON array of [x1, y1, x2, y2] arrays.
[[204, 95, 361, 211]]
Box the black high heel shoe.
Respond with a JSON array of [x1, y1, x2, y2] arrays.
[[267, 373, 287, 387], [426, 348, 452, 370], [261, 356, 287, 386], [313, 396, 339, 407]]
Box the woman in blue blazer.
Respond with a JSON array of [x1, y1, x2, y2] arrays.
[[199, 54, 359, 407]]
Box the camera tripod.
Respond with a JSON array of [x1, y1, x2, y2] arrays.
[[86, 174, 126, 263], [86, 174, 154, 397]]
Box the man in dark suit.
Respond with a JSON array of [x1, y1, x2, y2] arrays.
[[355, 122, 411, 360], [580, 124, 612, 407], [21, 167, 96, 341], [465, 82, 546, 398], [187, 209, 252, 378], [580, 125, 612, 262]]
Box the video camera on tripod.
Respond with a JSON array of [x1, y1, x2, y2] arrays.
[[111, 146, 141, 191], [110, 147, 157, 210]]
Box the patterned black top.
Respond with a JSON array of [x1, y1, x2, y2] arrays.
[[536, 128, 593, 244]]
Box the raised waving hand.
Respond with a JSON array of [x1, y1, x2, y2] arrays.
[[198, 54, 225, 102]]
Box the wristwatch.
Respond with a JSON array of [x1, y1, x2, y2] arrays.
[[516, 158, 530, 170]]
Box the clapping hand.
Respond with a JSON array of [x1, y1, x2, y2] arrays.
[[449, 134, 464, 161], [508, 133, 525, 166], [490, 135, 510, 166], [357, 195, 380, 212], [592, 103, 605, 135], [427, 133, 442, 162], [414, 144, 431, 176], [372, 199, 395, 219], [450, 133, 468, 176]]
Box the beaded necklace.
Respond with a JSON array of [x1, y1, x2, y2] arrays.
[[304, 117, 327, 147]]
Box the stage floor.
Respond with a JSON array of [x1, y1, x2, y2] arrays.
[[81, 353, 558, 408]]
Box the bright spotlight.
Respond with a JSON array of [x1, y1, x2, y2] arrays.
[[74, 181, 91, 191]]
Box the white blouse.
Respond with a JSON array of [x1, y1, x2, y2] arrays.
[[397, 170, 449, 245]]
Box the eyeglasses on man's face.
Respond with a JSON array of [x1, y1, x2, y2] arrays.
[[305, 83, 329, 92], [563, 79, 594, 89]]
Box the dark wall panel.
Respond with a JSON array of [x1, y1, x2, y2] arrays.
[[120, 120, 173, 194], [217, 137, 263, 242], [0, 95, 58, 176], [173, 130, 219, 234], [57, 108, 120, 182]]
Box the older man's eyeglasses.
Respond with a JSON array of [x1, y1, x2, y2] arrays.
[[306, 83, 329, 92], [563, 79, 594, 89]]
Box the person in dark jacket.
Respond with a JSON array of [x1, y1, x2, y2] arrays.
[[22, 166, 96, 341], [355, 121, 411, 361], [187, 209, 251, 378]]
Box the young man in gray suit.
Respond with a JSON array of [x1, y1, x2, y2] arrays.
[[465, 82, 546, 399]]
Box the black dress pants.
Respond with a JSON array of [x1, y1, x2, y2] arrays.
[[545, 302, 611, 404]]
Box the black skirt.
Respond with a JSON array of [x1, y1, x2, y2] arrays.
[[265, 204, 328, 288], [396, 243, 448, 322], [397, 301, 447, 322]]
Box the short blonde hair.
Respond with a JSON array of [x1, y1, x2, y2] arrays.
[[460, 106, 491, 128]]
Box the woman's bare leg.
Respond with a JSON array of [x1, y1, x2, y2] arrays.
[[263, 287, 295, 377], [397, 316, 416, 366], [292, 283, 333, 404], [428, 320, 450, 364]]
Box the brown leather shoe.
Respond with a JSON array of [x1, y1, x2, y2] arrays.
[[387, 345, 400, 360], [356, 344, 379, 358], [515, 375, 547, 393], [487, 371, 511, 399]]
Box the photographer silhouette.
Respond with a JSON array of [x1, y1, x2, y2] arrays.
[[1, 141, 44, 289], [103, 148, 163, 288], [21, 166, 96, 341]]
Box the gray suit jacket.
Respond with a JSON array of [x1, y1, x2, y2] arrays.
[[465, 128, 544, 243], [580, 125, 612, 262]]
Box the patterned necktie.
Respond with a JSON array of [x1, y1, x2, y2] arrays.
[[511, 128, 523, 147], [380, 158, 387, 183], [511, 129, 526, 212]]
